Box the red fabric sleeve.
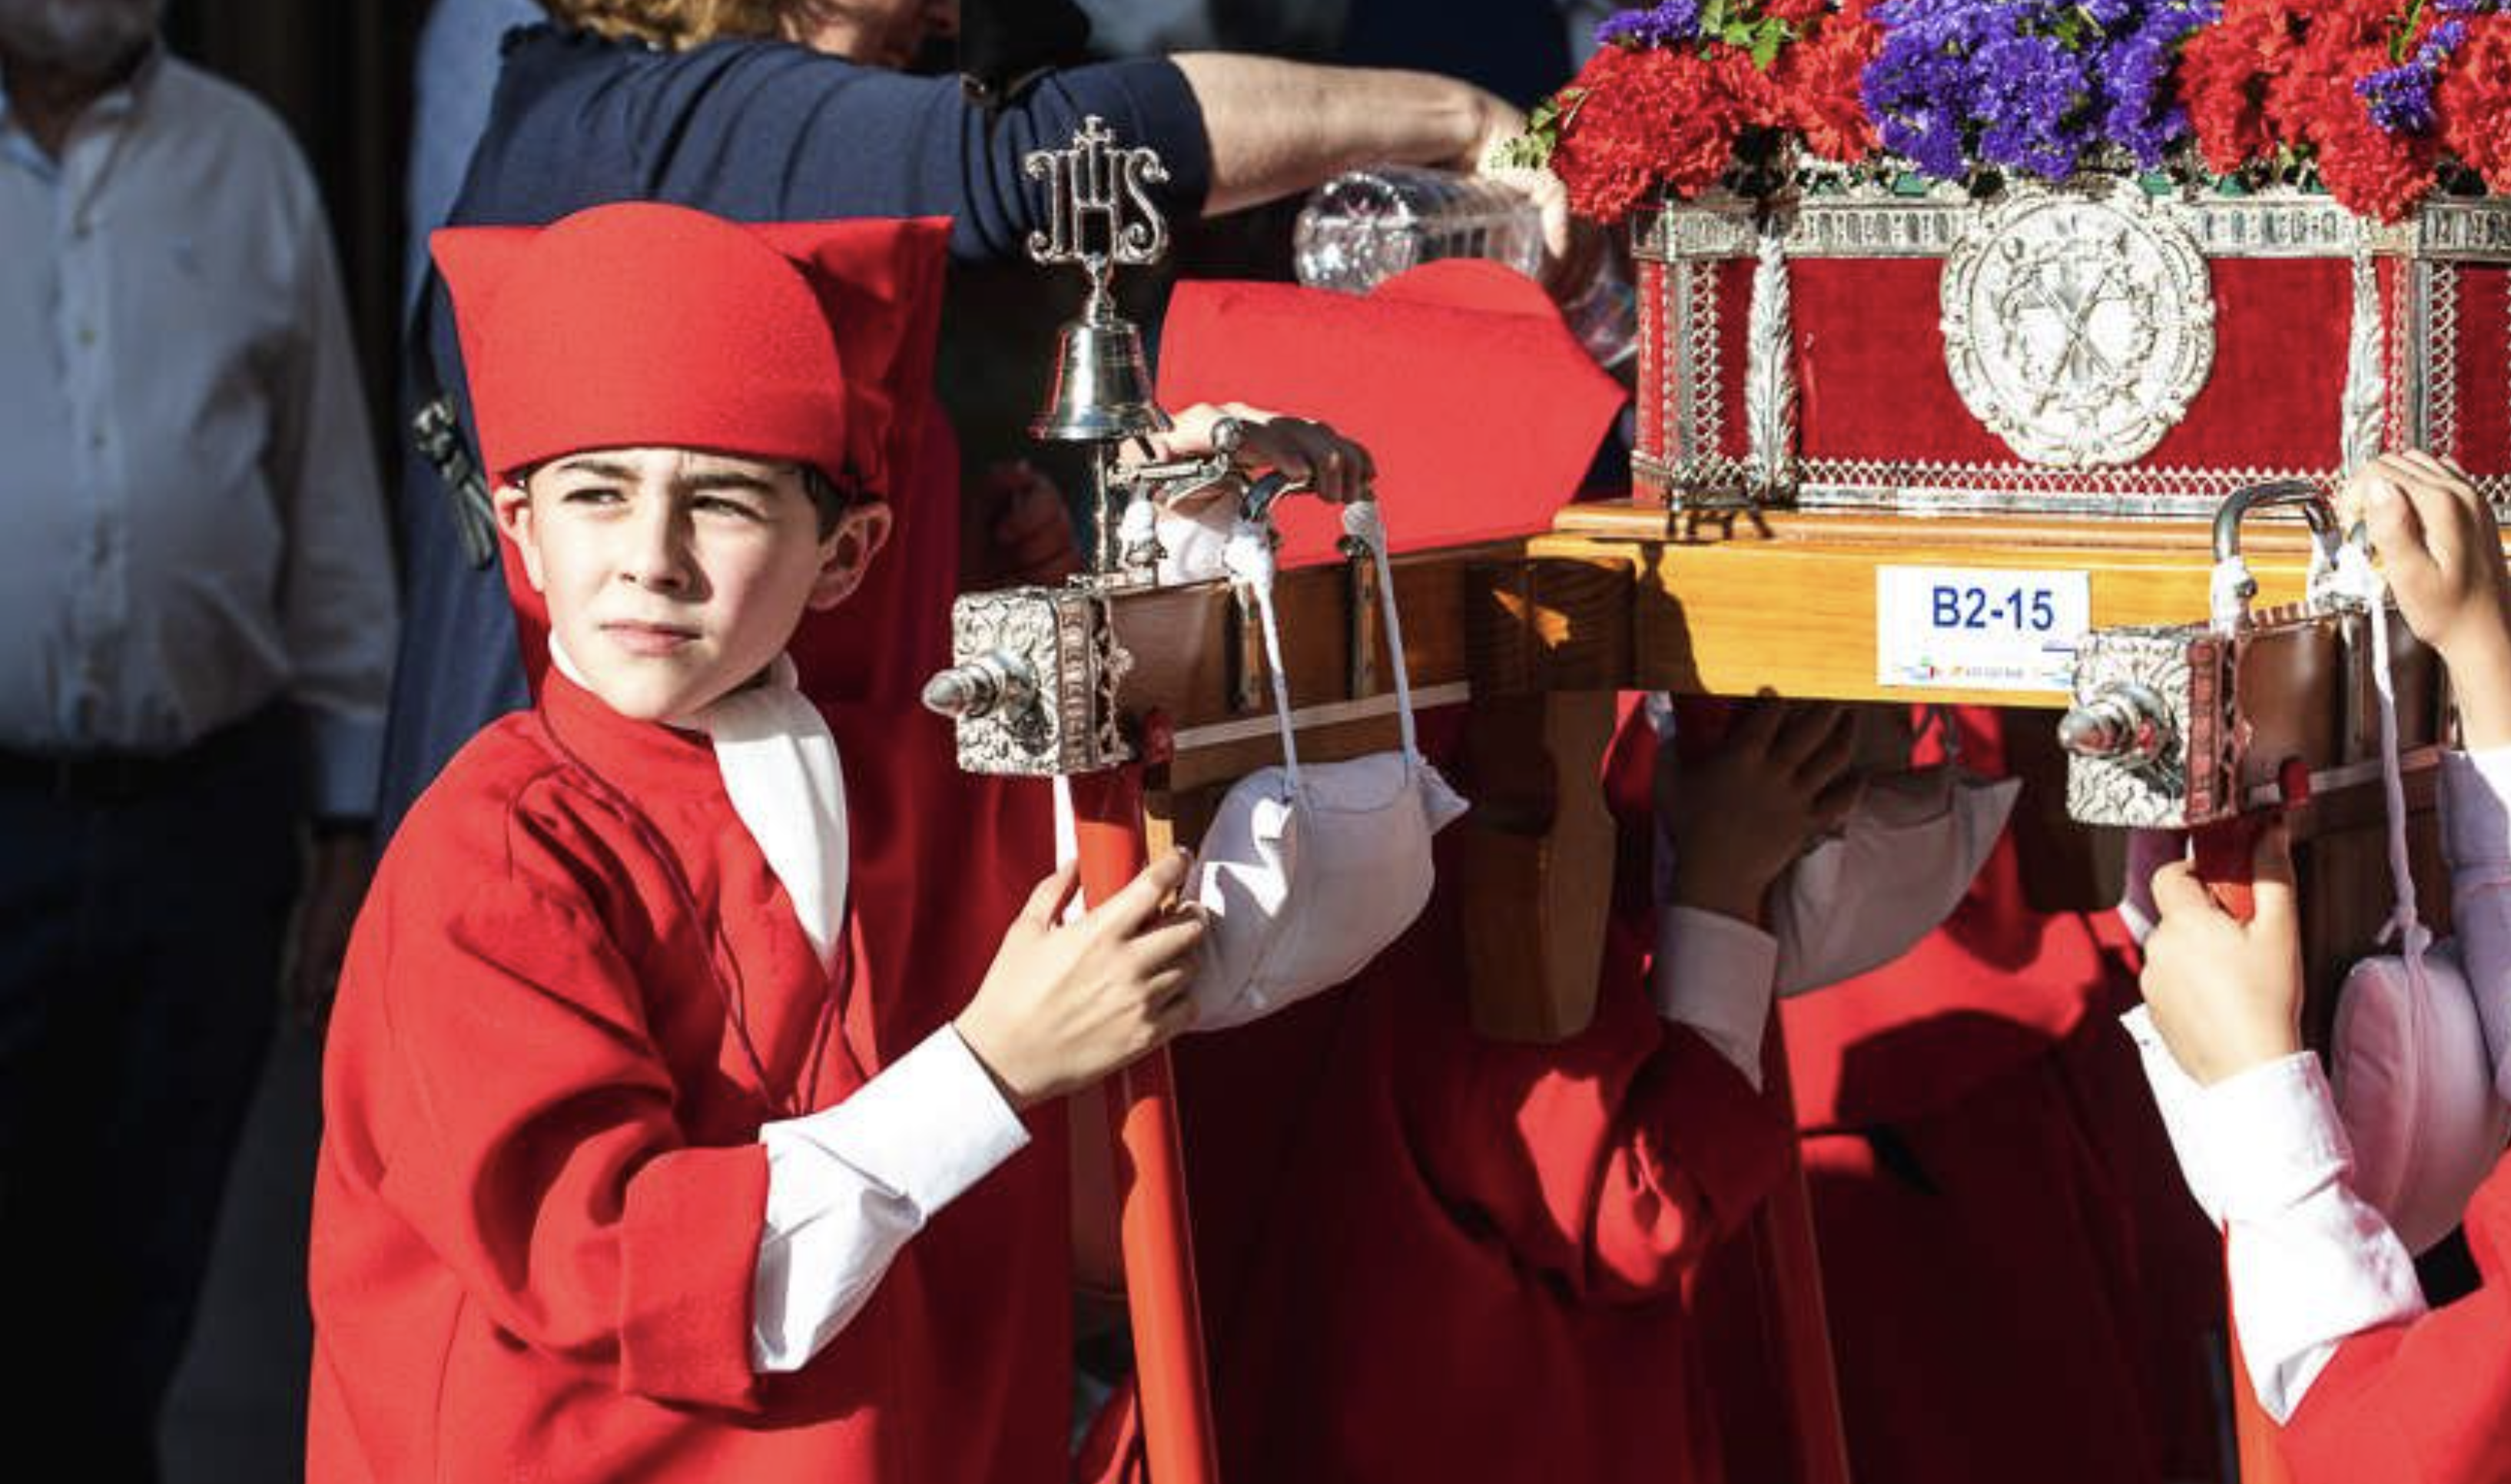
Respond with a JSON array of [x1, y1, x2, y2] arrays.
[[1397, 939, 1795, 1303], [619, 1144, 771, 1406], [2281, 1159, 2511, 1483], [371, 818, 769, 1413]]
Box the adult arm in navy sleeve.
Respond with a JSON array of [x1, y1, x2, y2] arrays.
[[459, 28, 1537, 261]]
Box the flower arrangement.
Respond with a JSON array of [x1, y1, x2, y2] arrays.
[[1505, 0, 1883, 224], [1860, 0, 2215, 184], [1518, 0, 2511, 226], [2179, 0, 2511, 221]]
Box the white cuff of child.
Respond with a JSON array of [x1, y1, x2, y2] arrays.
[[2120, 1003, 2224, 1225], [750, 1025, 1030, 1373], [1652, 906, 1780, 1091], [2442, 746, 2511, 878], [2199, 1052, 2430, 1423]]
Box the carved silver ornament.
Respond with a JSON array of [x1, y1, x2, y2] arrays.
[[935, 585, 1134, 776], [1940, 181, 2216, 468]]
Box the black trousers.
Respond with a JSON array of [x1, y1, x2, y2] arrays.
[[0, 709, 301, 1482]]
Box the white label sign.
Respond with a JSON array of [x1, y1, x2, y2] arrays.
[[1876, 565, 2090, 693]]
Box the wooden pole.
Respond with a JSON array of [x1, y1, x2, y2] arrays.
[[1756, 1012, 1856, 1484], [1067, 768, 1222, 1484]]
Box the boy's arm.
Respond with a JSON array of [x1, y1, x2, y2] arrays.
[[751, 1026, 1029, 1372], [2447, 747, 2511, 1091], [2260, 745, 2511, 1480], [2280, 1164, 2511, 1482], [1650, 906, 1777, 1090], [2127, 1024, 2429, 1421], [2126, 455, 2511, 1427]]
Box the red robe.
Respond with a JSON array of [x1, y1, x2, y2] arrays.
[[1079, 704, 1794, 1483], [307, 668, 1064, 1484], [1692, 707, 2230, 1484], [2280, 1151, 2511, 1482], [315, 334, 1063, 1479]]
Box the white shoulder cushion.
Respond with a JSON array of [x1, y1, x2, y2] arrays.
[[1186, 753, 1468, 1033], [2330, 943, 2511, 1254]]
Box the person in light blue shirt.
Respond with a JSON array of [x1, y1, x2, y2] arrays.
[[0, 0, 395, 1474]]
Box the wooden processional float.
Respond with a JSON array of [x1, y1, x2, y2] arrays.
[[923, 121, 2505, 1483]]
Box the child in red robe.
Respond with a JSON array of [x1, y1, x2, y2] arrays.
[[2135, 450, 2511, 1483], [307, 201, 1229, 1484]]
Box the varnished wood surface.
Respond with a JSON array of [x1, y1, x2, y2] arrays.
[[1110, 505, 2479, 769], [1554, 505, 2352, 707]]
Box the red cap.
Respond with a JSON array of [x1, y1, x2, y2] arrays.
[[431, 201, 949, 498]]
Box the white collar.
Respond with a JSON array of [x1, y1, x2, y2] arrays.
[[551, 638, 851, 972]]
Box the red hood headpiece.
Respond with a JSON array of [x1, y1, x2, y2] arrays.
[[431, 200, 949, 499]]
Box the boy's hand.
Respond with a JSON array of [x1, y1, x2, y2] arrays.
[[2138, 825, 2305, 1085], [1659, 701, 1860, 926], [954, 852, 1206, 1110], [2350, 450, 2511, 747]]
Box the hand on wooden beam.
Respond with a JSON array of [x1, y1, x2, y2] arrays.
[[1658, 700, 1860, 929]]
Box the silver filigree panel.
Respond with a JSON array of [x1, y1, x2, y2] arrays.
[[943, 586, 1133, 775], [2064, 624, 2211, 830], [1940, 182, 2216, 467]]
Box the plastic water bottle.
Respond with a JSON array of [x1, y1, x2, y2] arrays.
[[1292, 163, 1635, 371], [1292, 164, 1546, 290]]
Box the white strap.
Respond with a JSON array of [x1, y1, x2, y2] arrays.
[[1342, 500, 1421, 766], [2330, 544, 2433, 966], [1219, 497, 1424, 793], [1223, 523, 1305, 793]]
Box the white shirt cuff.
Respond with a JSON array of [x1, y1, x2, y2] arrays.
[[750, 1026, 1029, 1373], [2442, 746, 2511, 877], [1651, 906, 1778, 1090], [2120, 1005, 2223, 1225], [2195, 1052, 2429, 1423]]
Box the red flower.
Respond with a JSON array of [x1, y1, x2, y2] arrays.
[[2316, 92, 2442, 220], [2175, 0, 2295, 173], [1774, 10, 1882, 164], [1763, 0, 1832, 23], [2178, 0, 2456, 220], [2439, 18, 2511, 193], [1549, 44, 1749, 222]]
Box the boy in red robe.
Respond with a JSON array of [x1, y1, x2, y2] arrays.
[[307, 200, 1226, 1484], [2135, 450, 2511, 1483]]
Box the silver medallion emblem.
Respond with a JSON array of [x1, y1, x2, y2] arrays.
[[1940, 181, 2215, 467]]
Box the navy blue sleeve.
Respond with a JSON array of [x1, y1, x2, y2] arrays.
[[475, 29, 1213, 263]]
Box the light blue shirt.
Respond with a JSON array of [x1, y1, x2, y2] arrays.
[[0, 51, 395, 815]]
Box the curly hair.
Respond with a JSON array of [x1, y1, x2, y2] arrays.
[[536, 0, 792, 50]]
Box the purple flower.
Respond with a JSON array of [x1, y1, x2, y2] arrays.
[[2420, 18, 2471, 65], [1595, 0, 1703, 49], [2359, 63, 2440, 135], [1863, 0, 2219, 181]]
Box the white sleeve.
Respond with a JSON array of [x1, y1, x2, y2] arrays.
[[749, 1026, 1030, 1373], [1650, 905, 1779, 1090], [2200, 1053, 2429, 1423], [2120, 1004, 2223, 1226], [2442, 747, 2511, 1084]]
